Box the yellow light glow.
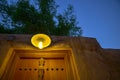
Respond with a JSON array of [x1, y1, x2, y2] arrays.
[[31, 34, 51, 49], [38, 41, 43, 49]]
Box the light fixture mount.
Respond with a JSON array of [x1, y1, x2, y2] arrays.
[[31, 34, 51, 49]]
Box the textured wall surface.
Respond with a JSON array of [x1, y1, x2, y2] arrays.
[[0, 34, 120, 80]]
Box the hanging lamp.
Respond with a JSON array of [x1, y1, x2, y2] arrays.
[[31, 34, 51, 49]]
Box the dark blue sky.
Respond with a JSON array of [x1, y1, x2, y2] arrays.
[[56, 0, 120, 49]]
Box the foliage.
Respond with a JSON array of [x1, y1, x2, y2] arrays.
[[0, 0, 82, 36]]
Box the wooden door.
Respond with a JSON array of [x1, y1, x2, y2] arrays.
[[13, 58, 67, 80], [44, 58, 66, 80]]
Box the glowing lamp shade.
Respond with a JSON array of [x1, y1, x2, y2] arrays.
[[31, 34, 51, 49]]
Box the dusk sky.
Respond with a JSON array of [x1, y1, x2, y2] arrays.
[[56, 0, 120, 49]]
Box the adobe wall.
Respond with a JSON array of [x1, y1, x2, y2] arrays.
[[0, 34, 120, 80]]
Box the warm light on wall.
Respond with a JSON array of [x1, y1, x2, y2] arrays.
[[31, 34, 51, 49]]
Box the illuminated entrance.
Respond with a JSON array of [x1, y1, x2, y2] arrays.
[[1, 49, 79, 80]]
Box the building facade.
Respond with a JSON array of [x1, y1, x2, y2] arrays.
[[0, 34, 120, 80]]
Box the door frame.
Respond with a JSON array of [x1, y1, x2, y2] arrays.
[[0, 48, 80, 80]]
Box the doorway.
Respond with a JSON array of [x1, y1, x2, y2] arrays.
[[1, 49, 79, 80]]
